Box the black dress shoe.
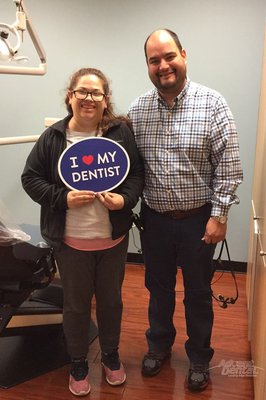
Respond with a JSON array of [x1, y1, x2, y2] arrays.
[[187, 362, 210, 391], [141, 350, 171, 376]]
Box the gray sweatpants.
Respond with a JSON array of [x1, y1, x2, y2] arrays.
[[54, 235, 128, 360]]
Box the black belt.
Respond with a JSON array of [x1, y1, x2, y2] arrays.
[[161, 203, 210, 220]]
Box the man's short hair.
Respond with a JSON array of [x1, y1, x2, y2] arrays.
[[144, 29, 183, 60]]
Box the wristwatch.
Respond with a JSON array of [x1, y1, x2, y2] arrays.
[[212, 216, 227, 224]]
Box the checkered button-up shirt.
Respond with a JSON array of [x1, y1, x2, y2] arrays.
[[128, 80, 243, 216]]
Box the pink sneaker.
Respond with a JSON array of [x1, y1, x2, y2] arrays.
[[101, 350, 126, 386], [102, 362, 126, 386], [69, 358, 91, 396], [69, 373, 91, 396]]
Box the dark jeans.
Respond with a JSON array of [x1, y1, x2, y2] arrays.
[[54, 235, 128, 359], [140, 204, 215, 363]]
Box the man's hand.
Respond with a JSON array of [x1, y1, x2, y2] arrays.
[[202, 217, 227, 244]]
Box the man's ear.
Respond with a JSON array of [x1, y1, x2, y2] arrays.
[[181, 48, 187, 62]]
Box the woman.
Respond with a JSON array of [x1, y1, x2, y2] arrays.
[[21, 68, 143, 396]]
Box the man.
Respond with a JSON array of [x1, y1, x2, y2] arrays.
[[128, 29, 243, 392]]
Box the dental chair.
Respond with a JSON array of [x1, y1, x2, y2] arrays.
[[0, 223, 97, 388]]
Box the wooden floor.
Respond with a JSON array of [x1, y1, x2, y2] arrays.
[[0, 264, 254, 400]]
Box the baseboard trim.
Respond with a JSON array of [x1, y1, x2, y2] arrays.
[[127, 252, 143, 264], [126, 252, 247, 273]]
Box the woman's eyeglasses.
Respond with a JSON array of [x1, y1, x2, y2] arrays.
[[72, 90, 105, 102]]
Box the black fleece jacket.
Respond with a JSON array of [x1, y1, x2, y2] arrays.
[[21, 115, 144, 249]]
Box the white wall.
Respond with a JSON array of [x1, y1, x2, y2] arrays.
[[0, 0, 265, 261]]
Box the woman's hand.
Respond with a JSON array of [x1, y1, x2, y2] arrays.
[[95, 192, 124, 210], [67, 190, 96, 209]]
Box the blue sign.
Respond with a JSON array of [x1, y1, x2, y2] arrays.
[[58, 137, 130, 192]]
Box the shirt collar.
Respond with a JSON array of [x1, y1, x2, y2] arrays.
[[156, 78, 191, 107]]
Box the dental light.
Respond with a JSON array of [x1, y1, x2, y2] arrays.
[[0, 0, 46, 75]]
